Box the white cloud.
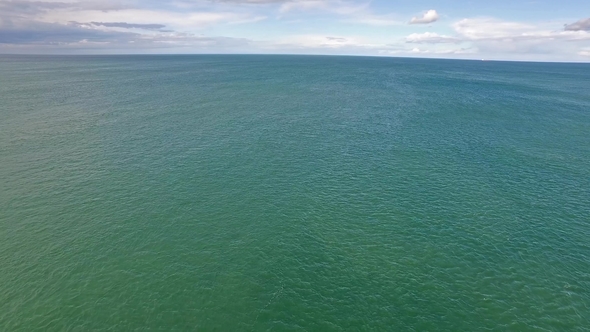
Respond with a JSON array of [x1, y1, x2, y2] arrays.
[[409, 10, 439, 24], [348, 14, 398, 26], [401, 17, 590, 60], [406, 32, 459, 43], [403, 18, 590, 46], [0, 0, 266, 52], [278, 0, 365, 15], [452, 18, 535, 40], [379, 46, 474, 56], [39, 9, 260, 30], [275, 0, 400, 26], [410, 47, 474, 55], [277, 34, 382, 49], [452, 18, 590, 42]]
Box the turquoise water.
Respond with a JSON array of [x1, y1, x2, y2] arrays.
[[1, 55, 589, 331]]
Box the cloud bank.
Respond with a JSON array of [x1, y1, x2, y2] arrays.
[[0, 0, 588, 61]]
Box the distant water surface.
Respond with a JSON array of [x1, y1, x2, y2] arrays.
[[1, 55, 589, 331]]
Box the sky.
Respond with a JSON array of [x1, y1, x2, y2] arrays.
[[0, 0, 589, 61]]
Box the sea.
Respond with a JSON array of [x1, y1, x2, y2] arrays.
[[1, 55, 589, 331]]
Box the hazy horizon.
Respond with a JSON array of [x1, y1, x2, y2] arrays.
[[3, 53, 590, 64]]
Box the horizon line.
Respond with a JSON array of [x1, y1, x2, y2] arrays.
[[1, 53, 589, 64]]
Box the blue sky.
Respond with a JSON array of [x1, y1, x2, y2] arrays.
[[0, 0, 589, 61]]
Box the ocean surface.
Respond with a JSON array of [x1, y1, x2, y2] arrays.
[[1, 55, 589, 331]]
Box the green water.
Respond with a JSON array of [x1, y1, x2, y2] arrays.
[[1, 55, 589, 331]]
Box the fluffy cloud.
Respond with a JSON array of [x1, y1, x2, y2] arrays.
[[404, 17, 590, 45], [0, 23, 255, 53], [409, 10, 439, 24], [0, 0, 391, 53], [0, 21, 136, 44], [40, 9, 259, 29], [452, 18, 590, 42], [0, 0, 267, 46], [564, 18, 590, 31], [403, 17, 590, 60]]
